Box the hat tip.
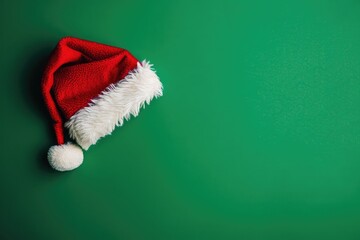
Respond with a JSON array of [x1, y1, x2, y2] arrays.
[[48, 142, 83, 171]]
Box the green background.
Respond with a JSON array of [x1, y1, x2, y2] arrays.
[[1, 0, 360, 239]]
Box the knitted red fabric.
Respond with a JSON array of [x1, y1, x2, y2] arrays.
[[42, 37, 138, 145]]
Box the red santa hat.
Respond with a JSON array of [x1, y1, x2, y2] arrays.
[[42, 37, 163, 171]]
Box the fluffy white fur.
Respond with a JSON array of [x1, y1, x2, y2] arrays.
[[48, 142, 84, 171], [64, 60, 163, 150]]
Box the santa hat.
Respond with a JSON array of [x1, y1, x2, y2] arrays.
[[41, 37, 163, 171]]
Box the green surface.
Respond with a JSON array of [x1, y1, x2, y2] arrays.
[[1, 0, 360, 239]]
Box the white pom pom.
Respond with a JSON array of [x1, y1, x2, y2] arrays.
[[48, 142, 83, 171]]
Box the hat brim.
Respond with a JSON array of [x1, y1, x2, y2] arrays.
[[64, 60, 163, 150]]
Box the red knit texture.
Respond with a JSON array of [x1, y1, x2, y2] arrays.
[[42, 37, 139, 145]]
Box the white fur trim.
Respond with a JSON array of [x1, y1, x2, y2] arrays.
[[48, 142, 84, 171], [64, 60, 163, 150]]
